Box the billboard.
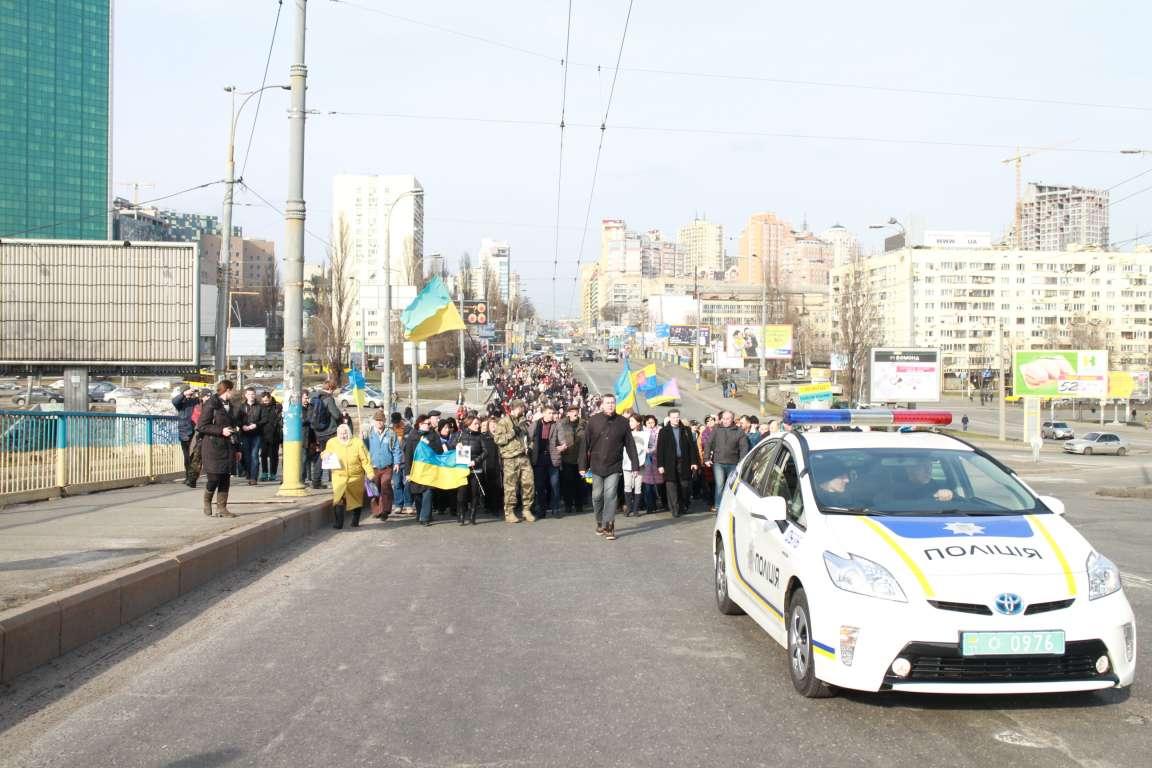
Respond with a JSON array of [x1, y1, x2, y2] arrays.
[[463, 302, 488, 325], [725, 324, 794, 360], [1012, 350, 1108, 398], [870, 348, 942, 403], [1107, 370, 1149, 400], [668, 325, 694, 346], [228, 328, 267, 357], [795, 382, 833, 408], [0, 240, 199, 367]]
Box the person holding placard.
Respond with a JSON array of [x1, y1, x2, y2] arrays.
[[322, 423, 375, 529]]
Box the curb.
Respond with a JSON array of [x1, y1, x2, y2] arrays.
[[0, 497, 333, 684]]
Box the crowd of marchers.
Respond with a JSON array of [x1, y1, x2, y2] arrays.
[[170, 353, 793, 538]]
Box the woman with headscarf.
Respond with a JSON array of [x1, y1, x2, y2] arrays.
[[321, 422, 375, 529]]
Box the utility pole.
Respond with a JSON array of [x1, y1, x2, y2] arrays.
[[758, 253, 767, 416], [279, 0, 308, 497], [214, 87, 237, 378], [458, 255, 466, 403]]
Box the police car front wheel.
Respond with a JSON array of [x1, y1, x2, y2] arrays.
[[714, 537, 743, 616], [787, 588, 833, 698]]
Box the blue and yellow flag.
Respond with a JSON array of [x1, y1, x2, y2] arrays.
[[401, 276, 466, 342], [614, 361, 636, 414], [409, 439, 470, 490], [646, 377, 680, 407]]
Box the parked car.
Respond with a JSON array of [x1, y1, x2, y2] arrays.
[[12, 387, 64, 406], [88, 381, 116, 402], [0, 382, 21, 393], [337, 384, 384, 410], [1063, 432, 1128, 456], [1041, 421, 1075, 440], [104, 387, 144, 404]]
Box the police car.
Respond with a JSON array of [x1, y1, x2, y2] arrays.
[[712, 409, 1137, 697]]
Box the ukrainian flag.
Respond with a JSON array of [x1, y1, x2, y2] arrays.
[[409, 439, 470, 490], [401, 276, 466, 342], [646, 377, 681, 407], [614, 361, 636, 414]]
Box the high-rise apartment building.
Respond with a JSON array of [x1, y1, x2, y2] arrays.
[[1018, 183, 1109, 251], [478, 238, 511, 301], [677, 218, 724, 276], [0, 0, 112, 240], [737, 212, 794, 284], [818, 224, 860, 268], [780, 232, 833, 291]]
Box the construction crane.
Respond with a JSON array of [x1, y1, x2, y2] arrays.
[[116, 180, 155, 207], [1002, 147, 1034, 250]]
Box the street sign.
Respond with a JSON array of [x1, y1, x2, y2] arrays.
[[228, 327, 267, 357], [403, 341, 427, 365], [478, 323, 496, 339]]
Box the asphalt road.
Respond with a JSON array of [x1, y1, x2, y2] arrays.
[[0, 363, 1149, 767]]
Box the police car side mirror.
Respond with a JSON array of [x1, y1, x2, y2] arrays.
[[758, 496, 788, 523], [1037, 495, 1065, 517]]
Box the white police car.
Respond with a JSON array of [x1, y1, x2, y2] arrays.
[[712, 409, 1137, 697]]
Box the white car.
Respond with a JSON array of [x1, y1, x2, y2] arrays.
[[712, 409, 1137, 697], [1063, 432, 1128, 456], [103, 387, 144, 404]]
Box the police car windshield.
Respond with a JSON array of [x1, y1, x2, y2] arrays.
[[808, 448, 1042, 516]]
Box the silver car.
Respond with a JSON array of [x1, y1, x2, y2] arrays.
[[1063, 431, 1129, 456], [1041, 420, 1075, 440]]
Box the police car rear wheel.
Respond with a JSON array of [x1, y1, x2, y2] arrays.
[[787, 588, 833, 698], [714, 538, 743, 616]]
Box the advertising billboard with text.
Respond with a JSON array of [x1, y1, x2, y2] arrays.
[[1012, 349, 1108, 398], [725, 324, 794, 360], [870, 348, 942, 403]]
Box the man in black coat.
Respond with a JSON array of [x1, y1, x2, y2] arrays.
[[656, 408, 700, 518], [579, 393, 639, 540]]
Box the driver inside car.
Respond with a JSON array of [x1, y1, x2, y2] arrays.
[[894, 457, 955, 502]]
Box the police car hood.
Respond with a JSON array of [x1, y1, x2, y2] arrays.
[[826, 514, 1091, 578]]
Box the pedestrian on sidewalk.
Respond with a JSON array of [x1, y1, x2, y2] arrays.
[[961, 414, 970, 432], [322, 423, 375, 529], [172, 386, 203, 487], [196, 380, 238, 518], [657, 408, 700, 517], [705, 411, 748, 512], [581, 393, 640, 541], [491, 400, 536, 523], [365, 409, 400, 520], [309, 380, 342, 489], [258, 391, 282, 481], [236, 387, 263, 485]]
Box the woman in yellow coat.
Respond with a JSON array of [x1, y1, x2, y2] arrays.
[[322, 423, 375, 529]]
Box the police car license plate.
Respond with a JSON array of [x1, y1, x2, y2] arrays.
[[961, 630, 1065, 656]]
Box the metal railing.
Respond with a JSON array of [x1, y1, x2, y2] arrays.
[[0, 410, 182, 503]]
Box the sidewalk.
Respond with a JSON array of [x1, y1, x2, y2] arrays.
[[0, 479, 331, 612]]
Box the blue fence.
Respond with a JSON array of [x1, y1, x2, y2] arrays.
[[0, 410, 182, 502]]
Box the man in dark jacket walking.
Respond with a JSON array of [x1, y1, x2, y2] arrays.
[[309, 380, 343, 489], [580, 393, 639, 541], [656, 408, 700, 517], [556, 403, 585, 516], [705, 410, 748, 512], [172, 387, 202, 487], [530, 405, 562, 518]]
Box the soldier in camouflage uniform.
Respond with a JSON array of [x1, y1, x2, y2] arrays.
[[490, 399, 536, 523]]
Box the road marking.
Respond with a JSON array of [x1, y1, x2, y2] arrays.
[[1122, 573, 1152, 591]]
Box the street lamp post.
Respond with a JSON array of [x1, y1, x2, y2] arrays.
[[382, 188, 423, 413], [214, 84, 289, 378]]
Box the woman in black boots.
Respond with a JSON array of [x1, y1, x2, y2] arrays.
[[196, 380, 238, 518], [455, 416, 486, 524]]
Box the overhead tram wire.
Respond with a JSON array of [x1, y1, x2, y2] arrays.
[[0, 179, 227, 239], [571, 0, 635, 304], [550, 0, 574, 321], [321, 110, 1133, 155], [238, 180, 332, 249], [239, 0, 285, 180], [326, 1, 1152, 114]]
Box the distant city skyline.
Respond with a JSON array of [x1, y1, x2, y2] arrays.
[[103, 1, 1152, 318]]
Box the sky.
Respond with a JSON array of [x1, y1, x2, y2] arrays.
[[114, 0, 1152, 318]]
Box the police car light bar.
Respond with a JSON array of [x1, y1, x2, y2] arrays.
[[782, 409, 953, 427]]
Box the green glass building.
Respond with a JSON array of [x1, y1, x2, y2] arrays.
[[0, 0, 111, 240]]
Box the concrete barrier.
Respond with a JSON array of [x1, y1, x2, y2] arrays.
[[0, 497, 331, 684]]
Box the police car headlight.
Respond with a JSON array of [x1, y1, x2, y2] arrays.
[[823, 552, 908, 603], [1087, 551, 1121, 600]]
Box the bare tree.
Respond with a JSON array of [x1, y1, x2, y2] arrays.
[[832, 256, 882, 404], [310, 216, 355, 385], [460, 252, 475, 300], [600, 302, 627, 325]]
